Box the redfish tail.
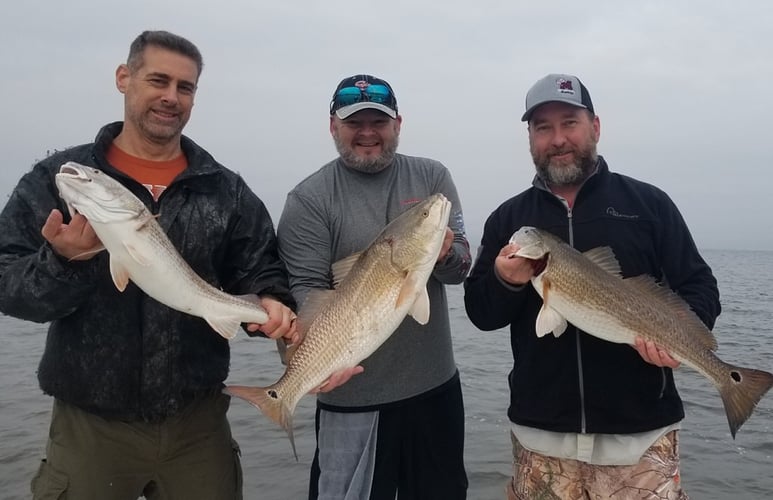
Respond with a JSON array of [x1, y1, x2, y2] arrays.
[[204, 316, 241, 340], [717, 365, 773, 438], [223, 384, 298, 460]]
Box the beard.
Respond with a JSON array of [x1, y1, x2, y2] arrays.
[[130, 109, 187, 145], [333, 134, 399, 174], [531, 140, 598, 187]]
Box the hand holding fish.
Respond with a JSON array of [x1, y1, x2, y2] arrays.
[[245, 296, 299, 343], [633, 338, 681, 369], [311, 365, 365, 394], [437, 227, 454, 262], [41, 209, 103, 261], [494, 243, 533, 285]]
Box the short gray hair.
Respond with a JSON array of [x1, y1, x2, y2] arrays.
[[126, 30, 203, 77]]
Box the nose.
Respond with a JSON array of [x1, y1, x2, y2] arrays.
[[550, 129, 567, 147], [357, 123, 377, 135], [160, 86, 179, 106]]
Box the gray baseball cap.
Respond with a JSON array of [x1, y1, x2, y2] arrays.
[[521, 74, 594, 122]]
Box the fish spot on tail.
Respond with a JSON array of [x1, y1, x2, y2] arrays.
[[225, 384, 299, 459], [717, 366, 773, 438]]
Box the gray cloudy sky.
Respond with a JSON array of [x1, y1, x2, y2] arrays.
[[2, 1, 771, 251]]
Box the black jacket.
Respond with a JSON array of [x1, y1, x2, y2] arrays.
[[0, 122, 295, 421], [464, 157, 721, 434]]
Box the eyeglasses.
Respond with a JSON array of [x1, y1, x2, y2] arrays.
[[330, 84, 395, 112]]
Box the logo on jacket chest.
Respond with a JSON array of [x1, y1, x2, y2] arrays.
[[606, 206, 640, 219]]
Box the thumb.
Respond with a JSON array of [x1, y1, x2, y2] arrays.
[[41, 209, 64, 243]]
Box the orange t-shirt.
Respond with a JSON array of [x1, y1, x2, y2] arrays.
[[106, 144, 187, 201]]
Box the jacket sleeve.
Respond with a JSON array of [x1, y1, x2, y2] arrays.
[[0, 165, 101, 322], [656, 194, 721, 328], [223, 178, 296, 312], [463, 209, 531, 331], [431, 166, 472, 284]]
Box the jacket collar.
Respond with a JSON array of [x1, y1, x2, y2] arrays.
[[92, 122, 222, 180]]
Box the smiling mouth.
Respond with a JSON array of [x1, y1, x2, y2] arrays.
[[152, 109, 178, 120]]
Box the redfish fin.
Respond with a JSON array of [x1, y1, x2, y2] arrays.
[[626, 275, 718, 350], [397, 273, 430, 325], [331, 253, 363, 288], [535, 305, 567, 338], [716, 365, 773, 438], [582, 246, 622, 276], [204, 316, 240, 340], [124, 241, 151, 266], [276, 339, 301, 366], [109, 257, 131, 292], [299, 289, 335, 326], [408, 287, 431, 325], [224, 385, 298, 460]]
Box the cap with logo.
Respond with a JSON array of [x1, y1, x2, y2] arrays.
[[521, 74, 594, 122], [330, 74, 399, 119]]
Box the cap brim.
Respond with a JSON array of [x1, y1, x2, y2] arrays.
[[335, 102, 397, 119], [521, 99, 588, 122]]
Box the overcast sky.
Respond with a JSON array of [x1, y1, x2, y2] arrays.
[[1, 1, 771, 251]]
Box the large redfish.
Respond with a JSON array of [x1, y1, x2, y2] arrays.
[[54, 161, 268, 339], [226, 193, 452, 458], [509, 226, 773, 438]]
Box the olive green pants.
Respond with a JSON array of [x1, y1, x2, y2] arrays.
[[31, 393, 243, 500]]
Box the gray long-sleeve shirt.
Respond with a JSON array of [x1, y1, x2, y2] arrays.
[[277, 153, 471, 408]]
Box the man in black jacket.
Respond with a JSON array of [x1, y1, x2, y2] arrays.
[[0, 30, 297, 500], [464, 73, 720, 499]]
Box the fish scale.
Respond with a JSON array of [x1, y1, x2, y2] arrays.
[[226, 193, 451, 459], [511, 226, 773, 438]]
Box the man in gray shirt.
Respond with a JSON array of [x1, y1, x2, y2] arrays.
[[277, 74, 470, 500]]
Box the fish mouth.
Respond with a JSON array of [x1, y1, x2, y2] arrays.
[[512, 242, 549, 275], [56, 163, 93, 217], [59, 162, 91, 179], [529, 256, 548, 275], [438, 198, 451, 230]]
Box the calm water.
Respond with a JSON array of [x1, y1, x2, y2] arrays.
[[1, 249, 772, 499]]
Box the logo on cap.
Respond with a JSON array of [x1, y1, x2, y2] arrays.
[[557, 78, 575, 95]]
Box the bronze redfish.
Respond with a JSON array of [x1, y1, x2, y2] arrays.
[[510, 226, 773, 438]]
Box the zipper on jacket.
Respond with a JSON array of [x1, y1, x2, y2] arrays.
[[659, 368, 667, 398], [566, 209, 588, 433]]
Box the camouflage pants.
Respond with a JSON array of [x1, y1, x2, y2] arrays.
[[506, 431, 688, 500]]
